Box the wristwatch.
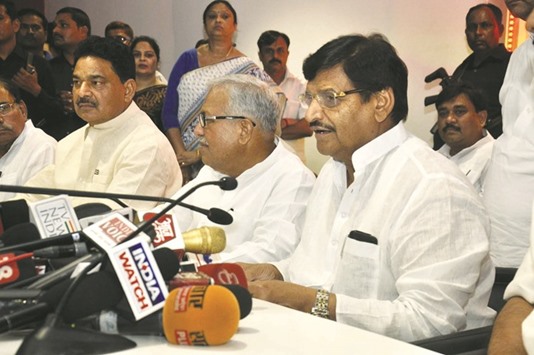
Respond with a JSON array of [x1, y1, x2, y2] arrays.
[[311, 289, 330, 319]]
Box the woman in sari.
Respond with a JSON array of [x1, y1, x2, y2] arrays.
[[132, 36, 166, 132], [161, 0, 274, 183]]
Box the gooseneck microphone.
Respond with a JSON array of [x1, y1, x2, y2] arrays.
[[120, 177, 237, 243]]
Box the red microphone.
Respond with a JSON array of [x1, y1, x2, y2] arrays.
[[198, 263, 248, 289]]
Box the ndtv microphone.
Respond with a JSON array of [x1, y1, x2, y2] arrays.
[[163, 285, 239, 346]]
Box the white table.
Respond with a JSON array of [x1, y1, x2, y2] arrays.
[[0, 299, 439, 355]]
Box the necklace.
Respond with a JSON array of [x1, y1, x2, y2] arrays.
[[207, 44, 233, 59]]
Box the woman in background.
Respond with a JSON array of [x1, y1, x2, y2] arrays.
[[161, 0, 273, 183], [132, 35, 167, 132]]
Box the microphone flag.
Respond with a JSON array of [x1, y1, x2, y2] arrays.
[[28, 195, 80, 238]]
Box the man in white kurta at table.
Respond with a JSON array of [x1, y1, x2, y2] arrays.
[[435, 81, 494, 194], [0, 78, 56, 201], [257, 30, 312, 163], [164, 74, 315, 263], [483, 0, 534, 268], [19, 37, 181, 210], [243, 34, 495, 342]]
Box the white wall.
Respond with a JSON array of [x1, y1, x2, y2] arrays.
[[44, 0, 501, 173]]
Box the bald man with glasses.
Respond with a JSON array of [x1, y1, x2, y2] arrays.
[[160, 74, 315, 264], [243, 34, 494, 342]]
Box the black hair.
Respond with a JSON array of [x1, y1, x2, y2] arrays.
[[56, 7, 91, 35], [466, 4, 503, 26], [17, 8, 48, 29], [74, 36, 135, 83], [203, 0, 237, 25], [303, 34, 408, 123], [0, 0, 15, 20], [105, 20, 134, 39], [257, 30, 290, 49], [435, 81, 488, 113], [0, 76, 22, 102], [131, 35, 160, 62]]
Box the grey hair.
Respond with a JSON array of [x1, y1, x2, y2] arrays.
[[207, 74, 281, 133]]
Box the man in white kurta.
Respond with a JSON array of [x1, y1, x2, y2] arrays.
[[246, 34, 494, 342], [0, 120, 56, 201], [163, 74, 314, 263], [483, 27, 534, 267], [18, 36, 181, 210]]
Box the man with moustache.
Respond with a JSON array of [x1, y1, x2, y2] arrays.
[[49, 7, 90, 139], [435, 82, 493, 194], [20, 36, 181, 210], [0, 78, 56, 201], [243, 34, 494, 342], [258, 30, 311, 163], [16, 8, 52, 60]]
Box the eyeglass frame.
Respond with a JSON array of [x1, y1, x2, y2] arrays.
[[111, 35, 132, 45], [0, 102, 19, 117], [299, 88, 366, 108], [197, 112, 256, 127]]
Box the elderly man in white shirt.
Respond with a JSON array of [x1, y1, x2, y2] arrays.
[[244, 34, 494, 342], [20, 37, 181, 210], [164, 74, 315, 263], [0, 78, 56, 201], [435, 81, 494, 194]]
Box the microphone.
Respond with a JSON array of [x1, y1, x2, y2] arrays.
[[163, 285, 240, 345], [198, 263, 248, 288], [0, 223, 41, 248], [0, 251, 37, 287], [0, 200, 30, 233], [0, 270, 123, 333], [74, 284, 252, 335], [74, 203, 112, 220]]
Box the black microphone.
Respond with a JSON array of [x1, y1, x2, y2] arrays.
[[0, 228, 85, 254], [120, 177, 237, 243], [0, 223, 41, 248], [32, 243, 89, 259], [0, 270, 123, 333], [177, 201, 233, 225], [0, 199, 30, 232]]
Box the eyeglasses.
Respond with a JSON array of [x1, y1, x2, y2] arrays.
[[197, 112, 255, 127], [0, 103, 18, 117], [111, 35, 131, 45], [299, 88, 365, 108]]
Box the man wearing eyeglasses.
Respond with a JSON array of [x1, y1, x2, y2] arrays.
[[0, 78, 56, 201], [243, 34, 494, 342], [104, 21, 133, 47], [164, 74, 315, 263]]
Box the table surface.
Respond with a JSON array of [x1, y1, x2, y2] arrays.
[[0, 299, 439, 355]]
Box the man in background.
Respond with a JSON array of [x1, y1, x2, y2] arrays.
[[434, 3, 510, 149], [104, 20, 133, 47], [0, 0, 62, 140], [49, 6, 90, 138], [435, 81, 494, 194], [16, 8, 52, 60], [0, 78, 56, 201], [258, 30, 311, 163]]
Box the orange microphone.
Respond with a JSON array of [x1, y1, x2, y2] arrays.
[[162, 285, 239, 346]]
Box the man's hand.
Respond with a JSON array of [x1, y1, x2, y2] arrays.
[[248, 279, 317, 312], [12, 67, 41, 97], [238, 263, 283, 282]]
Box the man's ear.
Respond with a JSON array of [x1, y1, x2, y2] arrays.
[[17, 100, 28, 119], [238, 119, 254, 144], [374, 87, 395, 123], [478, 110, 488, 127], [123, 78, 136, 102]]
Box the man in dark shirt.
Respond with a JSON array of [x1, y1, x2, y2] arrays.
[[49, 6, 90, 138], [0, 0, 61, 139], [433, 4, 511, 149]]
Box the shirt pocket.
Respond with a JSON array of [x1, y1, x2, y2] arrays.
[[334, 236, 380, 298], [89, 172, 112, 190]]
